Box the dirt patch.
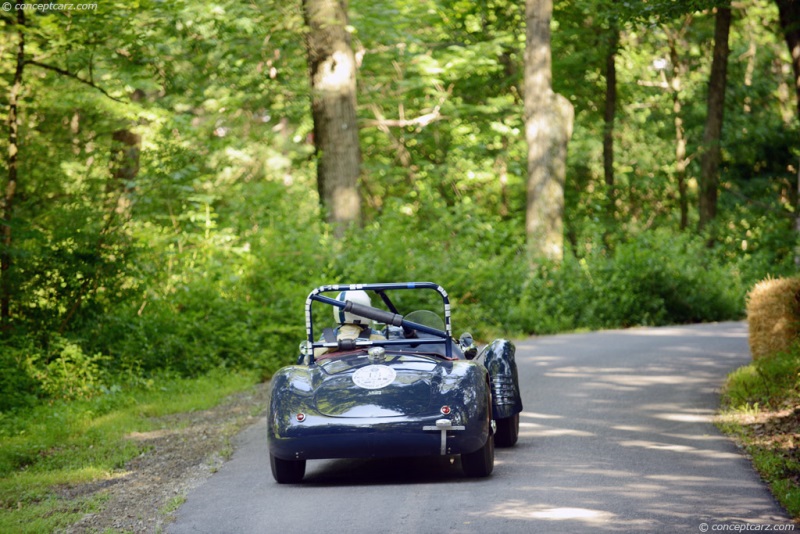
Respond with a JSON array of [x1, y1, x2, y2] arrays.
[[60, 382, 270, 533], [732, 405, 800, 448], [720, 402, 800, 516]]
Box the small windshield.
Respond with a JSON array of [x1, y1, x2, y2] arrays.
[[405, 310, 445, 332]]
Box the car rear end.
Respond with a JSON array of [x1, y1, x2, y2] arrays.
[[267, 353, 490, 462]]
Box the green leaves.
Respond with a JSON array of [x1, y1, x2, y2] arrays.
[[616, 0, 730, 23], [0, 0, 796, 413]]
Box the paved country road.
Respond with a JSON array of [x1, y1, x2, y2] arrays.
[[169, 322, 791, 533]]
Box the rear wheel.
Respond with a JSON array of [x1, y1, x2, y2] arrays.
[[270, 454, 306, 484], [494, 412, 519, 447], [461, 432, 495, 477]]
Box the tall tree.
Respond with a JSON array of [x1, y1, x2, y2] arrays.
[[776, 0, 800, 120], [774, 0, 800, 265], [666, 20, 693, 231], [303, 0, 362, 237], [697, 4, 732, 235], [1, 8, 25, 329], [524, 0, 574, 262], [603, 24, 619, 228]]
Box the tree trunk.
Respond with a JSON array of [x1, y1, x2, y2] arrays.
[[668, 40, 690, 230], [698, 5, 732, 236], [107, 129, 141, 222], [1, 9, 25, 329], [776, 0, 800, 120], [797, 161, 800, 269], [774, 0, 800, 267], [603, 27, 619, 227], [524, 0, 574, 262], [303, 0, 362, 238], [674, 93, 689, 231]]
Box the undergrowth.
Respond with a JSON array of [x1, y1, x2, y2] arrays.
[[0, 370, 258, 534], [718, 344, 800, 518]]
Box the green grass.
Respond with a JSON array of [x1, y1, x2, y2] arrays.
[[161, 495, 187, 515], [0, 369, 259, 533], [718, 344, 800, 518]]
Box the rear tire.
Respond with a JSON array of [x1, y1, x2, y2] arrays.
[[270, 454, 306, 484], [461, 433, 494, 477], [494, 412, 519, 447]]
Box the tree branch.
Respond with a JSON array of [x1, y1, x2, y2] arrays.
[[364, 108, 443, 129], [25, 60, 126, 103], [364, 90, 449, 131]]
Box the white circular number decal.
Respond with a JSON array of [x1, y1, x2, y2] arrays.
[[352, 365, 396, 389]]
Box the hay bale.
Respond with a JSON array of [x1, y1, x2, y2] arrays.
[[747, 276, 800, 360]]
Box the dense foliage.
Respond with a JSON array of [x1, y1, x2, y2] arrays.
[[0, 0, 797, 412]]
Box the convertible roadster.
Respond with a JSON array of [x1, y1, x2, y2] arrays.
[[266, 282, 523, 483]]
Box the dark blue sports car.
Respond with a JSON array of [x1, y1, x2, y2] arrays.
[[266, 282, 523, 483]]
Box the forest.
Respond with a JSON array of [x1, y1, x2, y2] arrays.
[[0, 0, 798, 413]]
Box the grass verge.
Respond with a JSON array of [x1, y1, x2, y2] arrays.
[[717, 344, 800, 518], [0, 369, 260, 533]]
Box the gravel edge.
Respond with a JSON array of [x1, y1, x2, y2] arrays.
[[60, 381, 270, 534]]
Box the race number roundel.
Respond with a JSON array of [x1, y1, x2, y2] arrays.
[[352, 365, 396, 389]]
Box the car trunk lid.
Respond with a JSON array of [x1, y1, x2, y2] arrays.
[[314, 357, 439, 417]]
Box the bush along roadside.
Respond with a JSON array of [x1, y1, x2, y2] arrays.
[[0, 370, 262, 534], [717, 343, 800, 518]]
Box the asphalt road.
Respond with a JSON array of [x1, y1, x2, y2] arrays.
[[169, 322, 791, 533]]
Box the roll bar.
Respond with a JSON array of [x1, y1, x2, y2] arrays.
[[304, 282, 453, 363]]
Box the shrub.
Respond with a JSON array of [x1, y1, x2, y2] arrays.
[[514, 230, 744, 335], [592, 230, 743, 326], [723, 344, 800, 409], [0, 344, 40, 412], [26, 338, 107, 401]]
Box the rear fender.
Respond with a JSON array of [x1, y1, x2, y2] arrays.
[[267, 367, 316, 445], [437, 362, 491, 431], [478, 339, 523, 420]]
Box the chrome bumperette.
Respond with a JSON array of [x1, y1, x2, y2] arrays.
[[423, 418, 466, 455]]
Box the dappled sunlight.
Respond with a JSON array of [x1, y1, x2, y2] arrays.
[[653, 412, 714, 423], [528, 507, 615, 521], [545, 366, 632, 378], [484, 501, 616, 523], [638, 404, 719, 424], [518, 411, 599, 438], [50, 465, 130, 490], [125, 429, 174, 441], [646, 474, 720, 483], [523, 411, 563, 420], [541, 364, 718, 396], [618, 439, 742, 460], [517, 354, 564, 366], [599, 374, 709, 387], [517, 417, 594, 439], [525, 423, 596, 438], [86, 409, 138, 432], [661, 432, 730, 442], [637, 402, 696, 412], [615, 325, 748, 339]]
